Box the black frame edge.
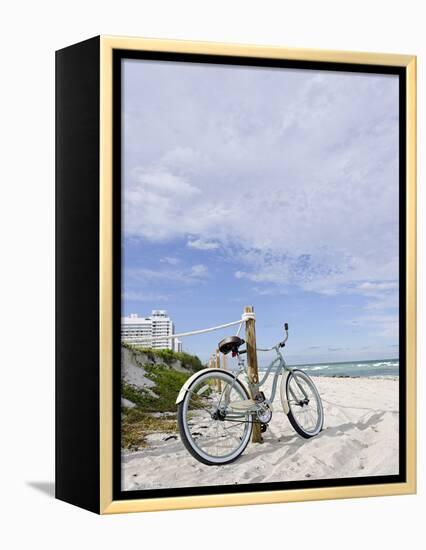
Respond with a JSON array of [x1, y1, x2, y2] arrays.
[[112, 50, 407, 502], [55, 36, 101, 514]]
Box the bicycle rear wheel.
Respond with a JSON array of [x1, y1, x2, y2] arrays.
[[285, 369, 324, 438], [177, 370, 253, 465]]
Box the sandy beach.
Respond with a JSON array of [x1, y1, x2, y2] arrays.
[[122, 376, 399, 491]]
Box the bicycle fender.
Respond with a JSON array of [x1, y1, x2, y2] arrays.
[[175, 368, 238, 404], [280, 370, 291, 414]]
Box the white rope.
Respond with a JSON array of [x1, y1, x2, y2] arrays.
[[149, 311, 256, 342], [235, 312, 256, 337], [241, 311, 256, 322], [150, 319, 242, 341]]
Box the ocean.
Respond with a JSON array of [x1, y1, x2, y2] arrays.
[[286, 358, 399, 378]]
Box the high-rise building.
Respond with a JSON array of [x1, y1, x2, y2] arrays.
[[121, 310, 182, 351]]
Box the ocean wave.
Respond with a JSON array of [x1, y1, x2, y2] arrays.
[[309, 365, 329, 371], [290, 359, 399, 377]]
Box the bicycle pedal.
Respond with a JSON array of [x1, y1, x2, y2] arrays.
[[260, 423, 268, 433], [254, 391, 266, 403]]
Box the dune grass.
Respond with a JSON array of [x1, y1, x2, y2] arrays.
[[121, 346, 206, 450], [121, 408, 178, 450], [122, 364, 190, 413]]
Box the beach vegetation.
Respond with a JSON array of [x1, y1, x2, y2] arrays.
[[121, 345, 205, 450], [122, 343, 204, 372], [121, 407, 178, 449], [122, 363, 189, 412]]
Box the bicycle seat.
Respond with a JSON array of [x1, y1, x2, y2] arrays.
[[218, 336, 245, 355]]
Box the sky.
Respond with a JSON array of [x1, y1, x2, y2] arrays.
[[121, 58, 399, 365]]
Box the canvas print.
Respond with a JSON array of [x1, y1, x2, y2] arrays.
[[119, 58, 400, 492]]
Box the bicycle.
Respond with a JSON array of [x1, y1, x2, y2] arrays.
[[176, 323, 324, 465]]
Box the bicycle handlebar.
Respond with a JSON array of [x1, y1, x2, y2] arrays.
[[256, 322, 289, 352], [278, 322, 289, 347]]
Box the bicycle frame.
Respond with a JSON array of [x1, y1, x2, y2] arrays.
[[222, 344, 310, 417], [239, 347, 286, 402], [175, 332, 310, 418]]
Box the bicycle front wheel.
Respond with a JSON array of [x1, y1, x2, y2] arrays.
[[178, 370, 253, 465], [285, 369, 324, 438]]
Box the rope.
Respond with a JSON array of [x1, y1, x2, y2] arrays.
[[241, 311, 256, 322], [149, 312, 256, 342]]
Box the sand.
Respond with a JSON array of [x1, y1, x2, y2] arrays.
[[122, 376, 399, 491]]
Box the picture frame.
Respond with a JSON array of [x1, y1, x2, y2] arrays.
[[56, 35, 416, 514]]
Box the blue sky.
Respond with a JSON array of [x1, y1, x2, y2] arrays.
[[122, 59, 399, 365]]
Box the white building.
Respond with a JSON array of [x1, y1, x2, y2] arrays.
[[121, 310, 182, 352]]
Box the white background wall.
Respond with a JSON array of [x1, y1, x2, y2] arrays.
[[1, 1, 423, 548]]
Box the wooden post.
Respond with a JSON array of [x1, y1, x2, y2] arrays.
[[244, 305, 263, 443], [215, 348, 221, 391], [208, 356, 215, 391]]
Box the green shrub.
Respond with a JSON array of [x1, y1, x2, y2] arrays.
[[121, 344, 205, 449], [122, 364, 190, 413], [123, 344, 204, 372]]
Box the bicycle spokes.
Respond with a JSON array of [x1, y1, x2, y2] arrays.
[[178, 371, 253, 464]]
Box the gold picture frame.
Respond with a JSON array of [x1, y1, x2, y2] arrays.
[[56, 35, 416, 514]]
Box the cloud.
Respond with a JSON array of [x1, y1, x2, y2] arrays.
[[235, 269, 288, 284], [187, 237, 220, 250], [346, 313, 399, 340], [161, 146, 211, 175], [357, 281, 398, 295], [124, 168, 201, 241], [124, 262, 209, 307], [160, 256, 180, 265], [126, 264, 209, 286], [365, 314, 399, 339], [123, 60, 399, 300], [122, 291, 169, 302], [363, 292, 398, 311], [189, 264, 209, 277]]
